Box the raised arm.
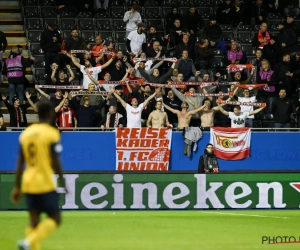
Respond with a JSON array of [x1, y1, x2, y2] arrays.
[[249, 106, 265, 116], [202, 87, 212, 101], [35, 85, 50, 99], [217, 103, 229, 116], [51, 64, 58, 83], [162, 101, 180, 115], [165, 112, 170, 127], [171, 86, 186, 102], [101, 57, 114, 70], [110, 86, 127, 108], [69, 53, 81, 68], [54, 92, 69, 113], [84, 68, 98, 85], [189, 104, 206, 115], [143, 88, 160, 107], [66, 65, 75, 82], [1, 95, 12, 112], [25, 92, 37, 112]]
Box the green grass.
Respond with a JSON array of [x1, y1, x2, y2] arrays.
[[0, 210, 300, 250]]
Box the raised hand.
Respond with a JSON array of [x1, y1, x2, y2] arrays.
[[25, 91, 31, 99], [109, 86, 115, 93], [66, 65, 71, 69], [63, 92, 69, 99]]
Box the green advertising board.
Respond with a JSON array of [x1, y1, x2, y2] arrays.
[[1, 173, 300, 210]]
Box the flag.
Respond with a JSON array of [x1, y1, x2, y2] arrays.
[[115, 128, 172, 171], [209, 127, 251, 160]]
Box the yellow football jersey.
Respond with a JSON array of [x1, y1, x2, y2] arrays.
[[19, 123, 61, 194]]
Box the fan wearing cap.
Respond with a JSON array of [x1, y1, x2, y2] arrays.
[[1, 95, 30, 128], [40, 22, 61, 75], [277, 22, 298, 55], [0, 113, 6, 131], [126, 23, 147, 56], [285, 14, 300, 36], [67, 51, 114, 89]]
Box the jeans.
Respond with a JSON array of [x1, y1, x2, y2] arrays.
[[9, 83, 24, 104], [274, 123, 291, 128], [245, 118, 253, 127]]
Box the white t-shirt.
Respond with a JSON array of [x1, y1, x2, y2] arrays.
[[80, 65, 102, 89], [126, 103, 144, 128], [229, 112, 249, 128], [127, 30, 146, 54], [238, 97, 256, 119]]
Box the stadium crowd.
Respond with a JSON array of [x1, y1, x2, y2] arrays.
[[1, 0, 300, 131]]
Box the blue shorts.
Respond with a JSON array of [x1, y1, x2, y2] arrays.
[[25, 191, 60, 215]]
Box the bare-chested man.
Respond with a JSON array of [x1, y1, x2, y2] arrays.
[[147, 100, 170, 128], [162, 101, 206, 129], [200, 99, 220, 130]]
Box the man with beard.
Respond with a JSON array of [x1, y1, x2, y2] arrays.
[[163, 89, 181, 128], [227, 66, 254, 97], [198, 143, 219, 173], [173, 34, 195, 60], [273, 54, 294, 97], [146, 26, 167, 48], [145, 40, 166, 58], [126, 23, 147, 56], [68, 52, 114, 89], [109, 58, 126, 81]]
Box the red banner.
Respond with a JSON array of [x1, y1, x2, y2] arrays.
[[115, 128, 172, 171]]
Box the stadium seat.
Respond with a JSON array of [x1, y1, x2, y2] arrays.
[[42, 0, 56, 6], [41, 6, 57, 18], [118, 43, 127, 51], [161, 0, 178, 6], [113, 20, 126, 30], [270, 24, 280, 31], [237, 24, 252, 32], [241, 44, 255, 56], [30, 43, 44, 55], [254, 25, 260, 31], [23, 6, 40, 18], [78, 12, 93, 19], [262, 114, 274, 128], [81, 31, 96, 43], [61, 30, 73, 39], [222, 32, 235, 42], [268, 13, 282, 27], [147, 20, 164, 31], [211, 58, 225, 69], [144, 0, 160, 6], [178, 7, 189, 16], [220, 24, 233, 31], [177, 0, 194, 6], [201, 12, 211, 21], [33, 55, 46, 68], [195, 0, 211, 6], [27, 30, 42, 42], [60, 19, 76, 31], [60, 11, 76, 18], [26, 19, 42, 30], [94, 11, 110, 19], [115, 31, 127, 43], [43, 18, 59, 29], [144, 7, 161, 19], [97, 31, 114, 41], [78, 19, 95, 30], [161, 7, 171, 17], [23, 0, 39, 6], [237, 32, 253, 44], [96, 19, 112, 30], [35, 69, 47, 83], [110, 7, 125, 19], [109, 0, 124, 6], [211, 48, 223, 57]]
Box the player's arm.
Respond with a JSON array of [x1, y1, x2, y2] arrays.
[[11, 147, 25, 204], [218, 103, 229, 116], [146, 113, 153, 128], [110, 86, 127, 108], [162, 101, 179, 114]]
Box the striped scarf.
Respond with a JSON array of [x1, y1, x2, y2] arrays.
[[105, 112, 122, 128], [15, 107, 24, 127]]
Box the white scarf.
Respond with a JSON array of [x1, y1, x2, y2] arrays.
[[61, 108, 72, 127], [106, 112, 123, 128]]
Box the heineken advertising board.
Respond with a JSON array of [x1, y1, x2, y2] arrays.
[[1, 174, 300, 210]]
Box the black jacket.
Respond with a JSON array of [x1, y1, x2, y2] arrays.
[[271, 97, 293, 123], [251, 3, 268, 18], [202, 23, 222, 42], [273, 61, 292, 95], [276, 27, 297, 49], [182, 11, 204, 33], [195, 45, 215, 69], [216, 2, 235, 24], [40, 28, 62, 53], [3, 100, 30, 127], [145, 47, 166, 58], [0, 31, 7, 51], [109, 66, 126, 81], [198, 149, 219, 173], [138, 67, 174, 84], [65, 36, 85, 51], [173, 42, 195, 60], [163, 96, 181, 124], [176, 58, 196, 81], [146, 33, 167, 48], [262, 42, 281, 68]]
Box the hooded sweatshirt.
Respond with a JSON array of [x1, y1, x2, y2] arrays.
[[198, 149, 219, 173]]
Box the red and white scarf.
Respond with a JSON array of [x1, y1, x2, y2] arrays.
[[257, 30, 270, 49], [15, 107, 24, 127], [105, 112, 122, 128]]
